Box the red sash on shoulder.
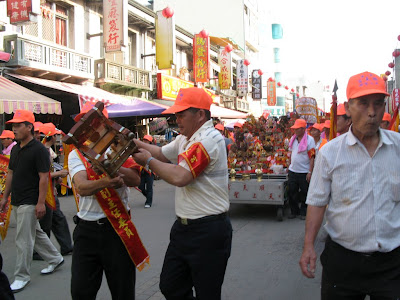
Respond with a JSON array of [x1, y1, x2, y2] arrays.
[[0, 155, 12, 240], [76, 151, 149, 271]]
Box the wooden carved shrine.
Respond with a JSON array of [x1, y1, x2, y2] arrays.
[[63, 102, 138, 177]]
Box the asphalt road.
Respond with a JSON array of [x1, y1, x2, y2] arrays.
[[1, 180, 325, 300]]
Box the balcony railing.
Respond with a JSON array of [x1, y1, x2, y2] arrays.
[[94, 59, 151, 91], [3, 34, 93, 80]]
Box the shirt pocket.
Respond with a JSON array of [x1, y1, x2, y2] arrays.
[[331, 169, 362, 205]]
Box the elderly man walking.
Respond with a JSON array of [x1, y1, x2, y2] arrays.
[[133, 87, 232, 300], [287, 118, 316, 220], [300, 71, 400, 299]]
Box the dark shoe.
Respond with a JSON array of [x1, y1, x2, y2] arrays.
[[61, 249, 73, 256], [288, 214, 297, 219], [32, 252, 43, 261]]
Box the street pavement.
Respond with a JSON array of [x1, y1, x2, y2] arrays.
[[1, 180, 326, 300]]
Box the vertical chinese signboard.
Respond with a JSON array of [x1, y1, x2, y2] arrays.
[[218, 49, 232, 90], [252, 69, 262, 100], [236, 60, 248, 97], [7, 0, 40, 24], [267, 80, 276, 106], [155, 11, 176, 69], [103, 0, 127, 52], [392, 88, 399, 112], [193, 34, 210, 83]]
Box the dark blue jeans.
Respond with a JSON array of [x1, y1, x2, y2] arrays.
[[288, 170, 309, 216], [139, 170, 154, 206]]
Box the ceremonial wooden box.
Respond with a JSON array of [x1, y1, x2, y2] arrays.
[[63, 102, 138, 177]]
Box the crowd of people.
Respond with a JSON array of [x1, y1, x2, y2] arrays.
[[0, 70, 399, 299]]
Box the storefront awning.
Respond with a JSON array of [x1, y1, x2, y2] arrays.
[[152, 99, 247, 119], [7, 74, 133, 108], [107, 99, 170, 118], [0, 76, 62, 114]]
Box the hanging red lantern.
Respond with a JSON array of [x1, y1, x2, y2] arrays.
[[389, 62, 395, 68], [224, 44, 233, 53], [268, 77, 273, 81], [291, 88, 294, 92], [258, 69, 263, 76], [382, 75, 388, 82], [296, 93, 299, 98], [243, 59, 250, 66], [277, 82, 282, 87], [393, 50, 400, 57], [162, 7, 174, 18], [284, 86, 289, 90], [385, 70, 391, 76], [199, 29, 209, 38], [398, 35, 400, 41]]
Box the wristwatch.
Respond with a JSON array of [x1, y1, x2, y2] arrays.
[[146, 156, 155, 171]]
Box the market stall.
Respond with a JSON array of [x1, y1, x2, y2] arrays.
[[227, 115, 294, 221]]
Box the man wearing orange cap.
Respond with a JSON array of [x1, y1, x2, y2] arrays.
[[68, 103, 143, 299], [287, 118, 315, 220], [0, 130, 16, 156], [139, 134, 155, 208], [33, 122, 43, 141], [321, 120, 331, 141], [309, 124, 327, 156], [133, 87, 232, 299], [37, 123, 73, 257], [0, 110, 64, 293], [336, 103, 352, 135], [300, 72, 400, 299], [380, 112, 391, 129]]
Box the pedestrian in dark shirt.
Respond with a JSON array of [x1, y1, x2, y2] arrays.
[[0, 110, 63, 293]]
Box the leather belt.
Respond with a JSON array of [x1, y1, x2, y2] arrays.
[[74, 216, 109, 226], [177, 212, 227, 226]]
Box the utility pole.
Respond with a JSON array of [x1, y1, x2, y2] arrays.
[[395, 49, 400, 89]]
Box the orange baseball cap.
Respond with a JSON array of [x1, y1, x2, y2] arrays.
[[39, 123, 58, 136], [337, 103, 347, 116], [143, 135, 153, 142], [346, 71, 389, 100], [0, 130, 15, 139], [6, 109, 35, 124], [323, 120, 331, 129], [74, 102, 109, 122], [291, 119, 307, 129], [162, 87, 212, 114], [215, 123, 224, 131], [33, 121, 44, 132], [310, 123, 323, 132], [233, 122, 243, 128], [382, 112, 391, 122]]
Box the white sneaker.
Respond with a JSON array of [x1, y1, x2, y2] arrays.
[[144, 204, 151, 208], [10, 280, 30, 293], [41, 258, 64, 275]]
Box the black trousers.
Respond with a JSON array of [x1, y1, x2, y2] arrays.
[[159, 215, 232, 300], [0, 253, 14, 300], [71, 218, 136, 300], [321, 236, 400, 300], [288, 170, 309, 216], [39, 196, 73, 254]]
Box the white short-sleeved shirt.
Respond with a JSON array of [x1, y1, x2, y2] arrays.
[[289, 135, 315, 173], [306, 128, 400, 252], [162, 120, 229, 219], [68, 149, 130, 221]]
